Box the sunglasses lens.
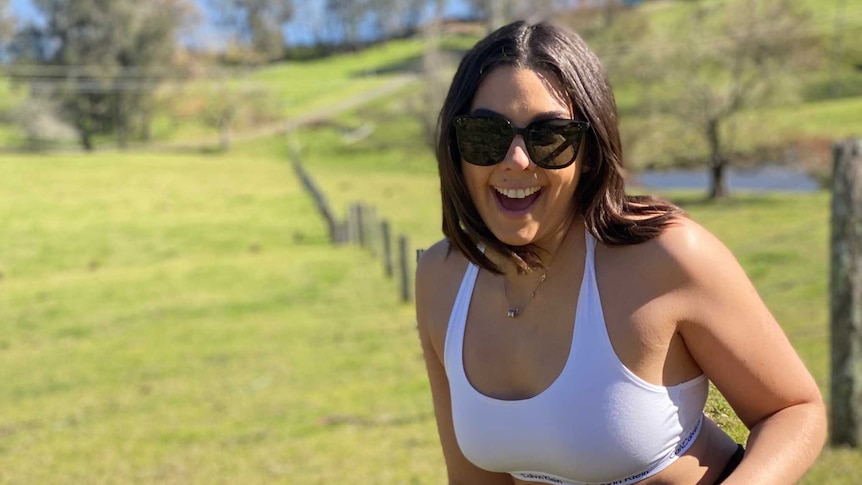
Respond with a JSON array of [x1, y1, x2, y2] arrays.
[[527, 120, 584, 168], [454, 117, 512, 166]]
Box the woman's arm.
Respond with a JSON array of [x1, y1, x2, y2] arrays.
[[669, 219, 827, 484], [415, 243, 515, 485]]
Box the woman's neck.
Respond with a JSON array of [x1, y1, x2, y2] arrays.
[[490, 214, 582, 276]]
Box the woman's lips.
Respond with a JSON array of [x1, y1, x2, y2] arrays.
[[493, 187, 543, 214]]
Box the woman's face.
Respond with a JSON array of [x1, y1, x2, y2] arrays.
[[462, 65, 583, 250]]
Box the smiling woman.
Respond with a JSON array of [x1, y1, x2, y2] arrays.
[[415, 20, 826, 485]]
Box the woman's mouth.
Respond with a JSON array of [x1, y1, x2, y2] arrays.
[[493, 186, 542, 213]]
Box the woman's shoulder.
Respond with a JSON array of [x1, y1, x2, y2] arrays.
[[418, 238, 452, 267], [609, 215, 737, 284], [416, 238, 471, 357], [418, 238, 463, 279]]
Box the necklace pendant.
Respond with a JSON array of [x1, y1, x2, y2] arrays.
[[507, 308, 519, 318]]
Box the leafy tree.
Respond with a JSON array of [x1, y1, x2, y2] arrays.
[[628, 0, 817, 198], [209, 0, 293, 62], [14, 0, 196, 150]]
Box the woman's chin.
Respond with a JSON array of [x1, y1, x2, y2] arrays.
[[489, 228, 538, 248]]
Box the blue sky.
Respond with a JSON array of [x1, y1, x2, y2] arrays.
[[8, 0, 476, 49]]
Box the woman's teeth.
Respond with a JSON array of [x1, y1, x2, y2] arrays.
[[494, 186, 540, 199]]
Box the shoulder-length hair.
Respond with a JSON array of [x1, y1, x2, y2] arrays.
[[436, 20, 682, 274]]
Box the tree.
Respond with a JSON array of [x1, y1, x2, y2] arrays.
[[418, 0, 446, 148], [0, 0, 13, 52], [14, 0, 196, 150], [629, 0, 816, 198], [369, 0, 427, 39], [198, 80, 281, 151], [466, 0, 516, 32], [209, 0, 293, 62], [326, 0, 370, 50], [466, 0, 558, 31]]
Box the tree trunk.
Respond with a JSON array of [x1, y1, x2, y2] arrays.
[[830, 138, 862, 447], [486, 0, 504, 33], [117, 107, 129, 149], [706, 118, 728, 198], [421, 0, 445, 149], [709, 161, 728, 199], [219, 116, 231, 151], [116, 95, 128, 150], [79, 128, 94, 151], [141, 108, 152, 141]]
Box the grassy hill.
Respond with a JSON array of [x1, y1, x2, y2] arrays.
[[1, 0, 860, 153]]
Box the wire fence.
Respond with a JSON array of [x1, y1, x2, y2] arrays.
[[290, 151, 417, 303]]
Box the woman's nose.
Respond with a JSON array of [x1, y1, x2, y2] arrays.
[[501, 135, 535, 171]]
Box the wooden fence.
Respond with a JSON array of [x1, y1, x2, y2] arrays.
[[291, 154, 417, 302]]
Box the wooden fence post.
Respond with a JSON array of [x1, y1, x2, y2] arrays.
[[356, 203, 366, 248], [399, 234, 410, 302], [290, 157, 340, 244], [336, 220, 348, 245], [367, 205, 378, 256], [382, 220, 393, 277], [346, 203, 354, 244], [830, 138, 862, 447], [348, 203, 361, 245]]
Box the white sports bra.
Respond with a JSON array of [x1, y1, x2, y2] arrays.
[[443, 230, 708, 485]]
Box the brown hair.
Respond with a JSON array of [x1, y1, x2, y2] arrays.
[[436, 20, 682, 274]]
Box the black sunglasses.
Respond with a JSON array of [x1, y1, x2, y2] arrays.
[[453, 115, 590, 169]]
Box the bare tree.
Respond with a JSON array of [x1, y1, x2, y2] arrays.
[[632, 0, 817, 198], [209, 0, 293, 62]]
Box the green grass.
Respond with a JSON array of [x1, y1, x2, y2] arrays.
[[0, 144, 440, 484], [3, 117, 860, 483]]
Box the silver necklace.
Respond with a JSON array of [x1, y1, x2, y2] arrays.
[[503, 271, 547, 318], [499, 216, 577, 318]]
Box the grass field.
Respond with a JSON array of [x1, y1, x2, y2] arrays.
[[0, 143, 439, 484], [3, 84, 860, 483]]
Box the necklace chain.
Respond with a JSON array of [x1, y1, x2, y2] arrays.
[[499, 217, 577, 319], [503, 271, 547, 318]]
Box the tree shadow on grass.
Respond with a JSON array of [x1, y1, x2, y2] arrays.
[[350, 55, 422, 77]]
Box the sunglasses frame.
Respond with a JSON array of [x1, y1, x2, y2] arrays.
[[453, 115, 590, 170]]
